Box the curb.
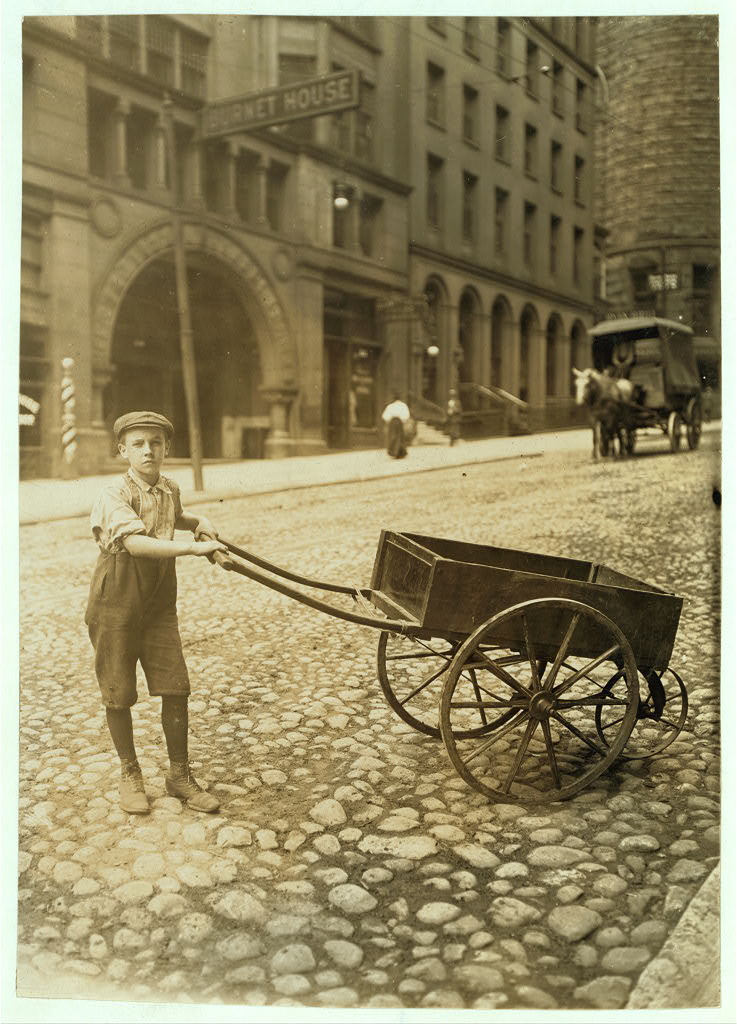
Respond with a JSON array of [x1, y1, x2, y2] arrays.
[[626, 863, 721, 1009]]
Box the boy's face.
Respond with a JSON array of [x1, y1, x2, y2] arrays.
[[118, 427, 169, 483]]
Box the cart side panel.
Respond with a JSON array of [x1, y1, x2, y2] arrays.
[[421, 561, 682, 669], [370, 532, 435, 622], [404, 533, 595, 582]]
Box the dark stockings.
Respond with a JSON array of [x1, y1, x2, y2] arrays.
[[106, 697, 189, 766], [161, 695, 189, 764], [105, 707, 137, 764]]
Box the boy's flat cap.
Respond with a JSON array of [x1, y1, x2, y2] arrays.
[[114, 411, 174, 439]]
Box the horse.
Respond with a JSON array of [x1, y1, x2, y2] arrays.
[[573, 367, 635, 460]]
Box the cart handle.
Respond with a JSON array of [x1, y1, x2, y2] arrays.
[[218, 537, 358, 595], [212, 549, 418, 637]]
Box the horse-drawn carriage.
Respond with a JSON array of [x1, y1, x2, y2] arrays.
[[577, 317, 703, 458]]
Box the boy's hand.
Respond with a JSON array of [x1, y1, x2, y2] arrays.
[[191, 540, 228, 557], [194, 516, 219, 541]]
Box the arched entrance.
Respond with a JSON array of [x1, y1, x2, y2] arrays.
[[107, 254, 266, 459], [519, 304, 540, 403], [491, 295, 512, 391], [570, 319, 589, 394], [422, 277, 447, 405], [458, 289, 481, 388], [546, 313, 565, 397], [93, 221, 297, 460]]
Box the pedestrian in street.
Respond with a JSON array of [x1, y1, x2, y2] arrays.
[[381, 392, 411, 459], [85, 411, 228, 815], [446, 388, 462, 446]]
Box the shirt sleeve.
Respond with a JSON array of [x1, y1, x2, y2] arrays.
[[170, 480, 184, 523], [90, 483, 147, 553]]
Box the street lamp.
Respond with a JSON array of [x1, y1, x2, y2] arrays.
[[426, 344, 440, 358], [333, 183, 351, 209]]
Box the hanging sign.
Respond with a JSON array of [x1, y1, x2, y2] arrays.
[[202, 70, 360, 139]]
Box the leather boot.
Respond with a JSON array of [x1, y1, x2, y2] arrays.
[[165, 761, 220, 813], [119, 759, 150, 814]]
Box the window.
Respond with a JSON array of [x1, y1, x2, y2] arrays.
[[693, 264, 715, 335], [426, 62, 445, 126], [524, 202, 536, 267], [87, 89, 116, 179], [21, 210, 46, 292], [524, 123, 538, 177], [463, 17, 480, 57], [462, 171, 477, 244], [333, 201, 349, 249], [355, 80, 374, 162], [278, 54, 317, 141], [496, 18, 511, 76], [551, 140, 562, 192], [359, 194, 383, 257], [526, 39, 539, 97], [495, 105, 510, 162], [180, 27, 207, 98], [550, 215, 561, 274], [427, 153, 444, 230], [235, 150, 258, 222], [75, 16, 104, 52], [126, 106, 156, 190], [266, 162, 288, 232], [146, 15, 175, 86], [463, 85, 479, 144], [574, 155, 585, 203], [576, 78, 588, 132], [495, 188, 508, 254], [109, 15, 139, 71], [573, 226, 584, 284], [631, 267, 656, 308], [552, 61, 564, 115], [575, 18, 586, 57]]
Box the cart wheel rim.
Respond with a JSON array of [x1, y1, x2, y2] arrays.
[[595, 666, 688, 757], [439, 597, 640, 803], [377, 631, 518, 739], [668, 411, 683, 451]]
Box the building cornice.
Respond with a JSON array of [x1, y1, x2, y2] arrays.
[[410, 242, 596, 315]]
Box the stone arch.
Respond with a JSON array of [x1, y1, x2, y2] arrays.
[[458, 286, 483, 387], [491, 293, 513, 392], [570, 318, 590, 395], [92, 219, 296, 391], [519, 303, 542, 404], [422, 275, 450, 404], [545, 312, 565, 397]]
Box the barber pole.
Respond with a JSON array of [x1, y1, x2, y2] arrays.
[[60, 357, 78, 464]]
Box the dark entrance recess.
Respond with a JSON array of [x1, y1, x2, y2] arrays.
[[324, 289, 382, 449], [107, 256, 267, 459]]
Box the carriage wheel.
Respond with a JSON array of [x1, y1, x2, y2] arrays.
[[377, 631, 527, 738], [439, 598, 639, 802], [668, 411, 683, 452], [595, 666, 688, 758], [686, 398, 702, 450]]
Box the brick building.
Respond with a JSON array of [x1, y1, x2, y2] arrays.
[[20, 16, 598, 478], [594, 15, 721, 409]]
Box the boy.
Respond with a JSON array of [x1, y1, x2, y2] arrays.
[[86, 411, 227, 815]]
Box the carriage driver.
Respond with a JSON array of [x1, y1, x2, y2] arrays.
[[85, 411, 228, 815]]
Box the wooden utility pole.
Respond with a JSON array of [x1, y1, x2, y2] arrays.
[[162, 96, 204, 491]]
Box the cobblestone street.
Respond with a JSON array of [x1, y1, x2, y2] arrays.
[[15, 432, 722, 1013]]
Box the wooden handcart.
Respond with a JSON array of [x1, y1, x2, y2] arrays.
[[214, 530, 688, 804]]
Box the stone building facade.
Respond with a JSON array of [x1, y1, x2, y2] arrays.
[[20, 16, 598, 478], [594, 15, 721, 407]]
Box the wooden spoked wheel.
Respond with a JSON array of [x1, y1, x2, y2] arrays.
[[439, 598, 640, 803], [686, 397, 702, 450], [377, 630, 526, 739], [595, 666, 688, 758], [668, 411, 683, 452]]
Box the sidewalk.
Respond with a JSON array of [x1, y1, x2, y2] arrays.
[[19, 428, 593, 526]]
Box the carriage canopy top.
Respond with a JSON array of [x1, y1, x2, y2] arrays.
[[587, 317, 700, 397]]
